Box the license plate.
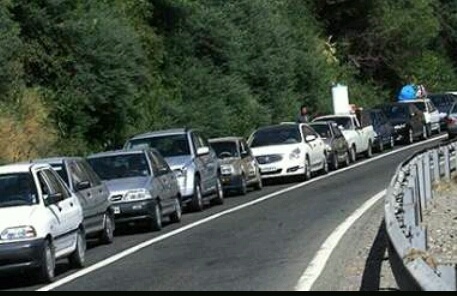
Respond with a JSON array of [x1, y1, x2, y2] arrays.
[[113, 206, 121, 215], [261, 167, 277, 173]]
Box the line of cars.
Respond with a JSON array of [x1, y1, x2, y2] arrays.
[[0, 95, 454, 284]]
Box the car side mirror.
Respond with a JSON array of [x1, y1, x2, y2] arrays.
[[197, 146, 210, 156], [305, 135, 317, 142], [76, 181, 91, 191], [46, 192, 63, 206]]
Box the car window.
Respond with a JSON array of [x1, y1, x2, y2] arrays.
[[80, 160, 102, 187], [150, 151, 171, 175], [0, 173, 38, 208], [126, 134, 191, 158], [250, 125, 302, 147], [192, 133, 202, 151], [309, 124, 332, 139], [50, 164, 69, 185], [427, 101, 436, 112], [88, 153, 151, 181], [38, 169, 70, 205], [211, 141, 240, 158], [68, 160, 89, 191], [302, 126, 318, 137]]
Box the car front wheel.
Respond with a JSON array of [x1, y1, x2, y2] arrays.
[[211, 177, 224, 205], [38, 240, 55, 283], [69, 229, 86, 268]]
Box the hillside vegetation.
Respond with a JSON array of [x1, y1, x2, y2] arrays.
[[0, 0, 456, 161]]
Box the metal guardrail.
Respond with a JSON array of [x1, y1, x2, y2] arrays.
[[385, 141, 457, 291]]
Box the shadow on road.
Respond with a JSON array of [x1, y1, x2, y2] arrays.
[[359, 220, 399, 291]]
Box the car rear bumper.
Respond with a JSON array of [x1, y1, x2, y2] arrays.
[[112, 200, 156, 224], [0, 239, 45, 272]]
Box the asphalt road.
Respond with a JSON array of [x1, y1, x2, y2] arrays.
[[0, 136, 447, 291]]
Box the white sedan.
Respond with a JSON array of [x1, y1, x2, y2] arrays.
[[247, 123, 328, 181]]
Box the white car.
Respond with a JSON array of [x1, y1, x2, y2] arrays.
[[247, 123, 328, 180], [400, 99, 441, 136], [0, 163, 85, 283], [313, 114, 375, 162]]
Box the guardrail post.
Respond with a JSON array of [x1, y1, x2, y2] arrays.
[[417, 156, 427, 213], [433, 150, 440, 182], [423, 152, 433, 206], [444, 146, 451, 181]]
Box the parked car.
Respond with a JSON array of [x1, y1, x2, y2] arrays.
[[362, 109, 395, 152], [378, 102, 425, 144], [0, 163, 85, 282], [400, 98, 441, 136], [208, 137, 262, 195], [428, 93, 457, 130], [445, 101, 457, 139], [308, 121, 350, 170], [313, 114, 376, 162], [247, 123, 328, 181], [32, 157, 114, 244], [87, 149, 182, 231], [124, 128, 224, 212]]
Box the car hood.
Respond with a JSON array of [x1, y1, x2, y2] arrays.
[[165, 155, 193, 170], [104, 177, 151, 194], [218, 158, 241, 166], [250, 144, 301, 156], [0, 206, 39, 230]]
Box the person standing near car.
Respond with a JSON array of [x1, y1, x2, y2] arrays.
[[297, 104, 310, 123]]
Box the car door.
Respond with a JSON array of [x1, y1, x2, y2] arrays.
[[67, 159, 95, 229], [353, 117, 366, 152], [38, 169, 80, 253], [302, 125, 322, 167], [147, 151, 172, 211], [149, 150, 176, 209], [192, 132, 216, 194], [79, 159, 109, 232]]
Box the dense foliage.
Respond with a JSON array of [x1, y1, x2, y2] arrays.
[[0, 0, 455, 160]]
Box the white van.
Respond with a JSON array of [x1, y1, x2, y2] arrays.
[[0, 163, 85, 283]]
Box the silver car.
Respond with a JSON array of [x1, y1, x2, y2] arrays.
[[209, 137, 262, 195], [87, 149, 182, 231], [33, 157, 114, 244], [124, 128, 224, 212]]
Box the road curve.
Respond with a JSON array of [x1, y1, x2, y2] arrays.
[[0, 136, 446, 291]]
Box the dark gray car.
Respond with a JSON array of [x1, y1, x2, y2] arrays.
[[33, 157, 114, 244], [87, 149, 182, 232]]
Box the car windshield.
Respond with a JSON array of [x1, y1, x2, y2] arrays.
[[413, 102, 426, 112], [250, 126, 301, 147], [309, 124, 332, 139], [429, 95, 454, 113], [50, 164, 69, 185], [315, 117, 352, 130], [0, 173, 38, 208], [383, 105, 409, 120], [88, 154, 150, 181], [211, 142, 239, 159], [126, 134, 190, 158]]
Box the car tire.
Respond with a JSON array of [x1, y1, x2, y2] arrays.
[[422, 125, 429, 140], [344, 150, 351, 167], [365, 141, 373, 158], [253, 176, 263, 191], [304, 157, 312, 181], [190, 178, 204, 212], [38, 239, 56, 283], [407, 128, 414, 144], [149, 202, 163, 231], [331, 153, 339, 171], [321, 154, 329, 175], [100, 212, 115, 245], [69, 229, 86, 268], [238, 176, 248, 196], [349, 146, 357, 163], [378, 140, 384, 153], [169, 196, 182, 224], [211, 177, 224, 205]]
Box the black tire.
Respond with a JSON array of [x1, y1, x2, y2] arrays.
[[365, 141, 373, 158], [378, 139, 384, 153], [211, 177, 224, 205], [320, 154, 329, 175], [422, 125, 429, 140], [253, 176, 263, 191], [331, 153, 339, 171], [38, 239, 55, 283], [304, 157, 312, 181], [69, 229, 86, 268], [406, 128, 414, 144], [169, 196, 182, 224], [237, 175, 248, 196], [190, 177, 204, 212], [100, 212, 115, 245], [349, 146, 357, 163], [344, 150, 351, 167], [149, 202, 163, 231]]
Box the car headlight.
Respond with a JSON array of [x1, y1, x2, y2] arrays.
[[289, 148, 301, 160], [124, 189, 152, 202], [220, 164, 235, 176], [1, 226, 36, 241], [174, 167, 188, 179], [395, 124, 406, 130]]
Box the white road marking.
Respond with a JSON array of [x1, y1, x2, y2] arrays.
[[37, 135, 446, 291], [294, 190, 386, 291]]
